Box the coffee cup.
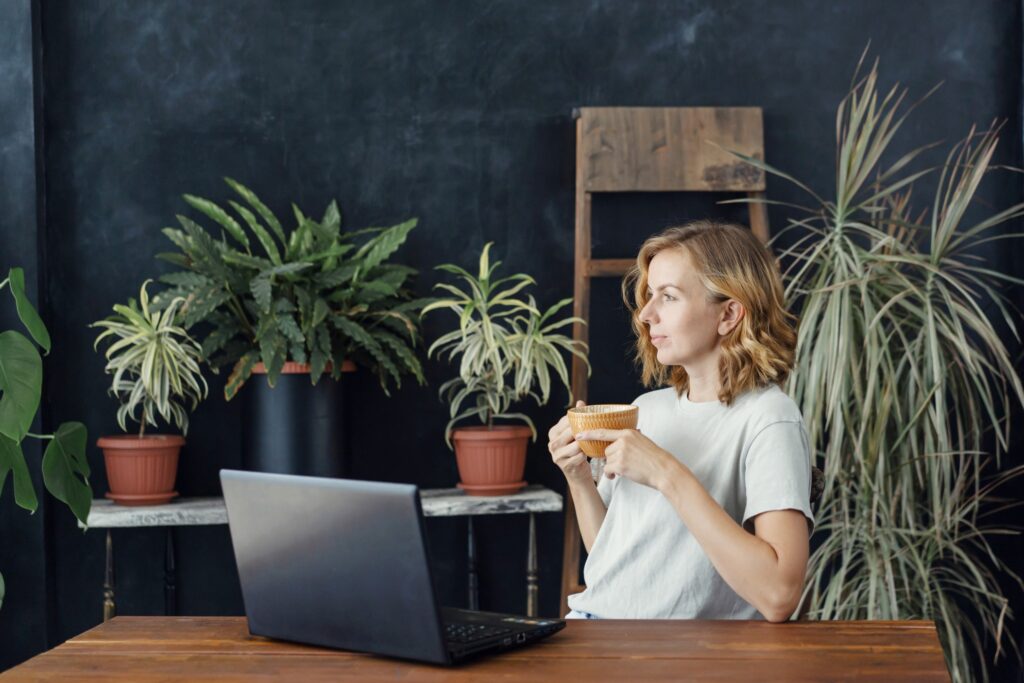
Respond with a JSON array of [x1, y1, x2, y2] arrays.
[[566, 404, 638, 457]]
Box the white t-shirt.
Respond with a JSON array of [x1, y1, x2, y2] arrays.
[[566, 383, 815, 619]]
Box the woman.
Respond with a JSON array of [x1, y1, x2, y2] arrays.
[[548, 220, 814, 622]]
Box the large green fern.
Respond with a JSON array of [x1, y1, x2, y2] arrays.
[[153, 178, 433, 399]]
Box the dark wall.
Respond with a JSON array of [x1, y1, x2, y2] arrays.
[[2, 0, 1023, 678], [0, 0, 50, 670]]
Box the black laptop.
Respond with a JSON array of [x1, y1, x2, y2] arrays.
[[220, 469, 565, 665]]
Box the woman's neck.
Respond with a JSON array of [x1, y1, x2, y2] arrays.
[[686, 370, 721, 403]]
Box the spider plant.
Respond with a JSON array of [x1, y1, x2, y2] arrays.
[[91, 280, 209, 436], [422, 242, 591, 448], [724, 50, 1024, 682]]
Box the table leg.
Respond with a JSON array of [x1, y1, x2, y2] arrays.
[[527, 513, 538, 617], [467, 516, 479, 610], [103, 530, 115, 622], [165, 528, 176, 616]]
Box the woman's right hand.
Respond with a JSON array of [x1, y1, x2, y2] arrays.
[[548, 400, 593, 485]]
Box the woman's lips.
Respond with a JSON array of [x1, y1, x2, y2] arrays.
[[651, 335, 667, 345]]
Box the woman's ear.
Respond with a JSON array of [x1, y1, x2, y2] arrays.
[[718, 299, 745, 336]]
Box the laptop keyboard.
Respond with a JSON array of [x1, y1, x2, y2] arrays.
[[444, 622, 513, 643]]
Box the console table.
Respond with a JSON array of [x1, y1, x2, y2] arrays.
[[83, 484, 562, 621]]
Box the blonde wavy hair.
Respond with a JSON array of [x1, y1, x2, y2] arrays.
[[622, 219, 798, 406]]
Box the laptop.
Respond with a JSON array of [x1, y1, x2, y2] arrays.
[[220, 469, 565, 665]]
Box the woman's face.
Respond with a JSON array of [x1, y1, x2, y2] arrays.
[[638, 247, 725, 368]]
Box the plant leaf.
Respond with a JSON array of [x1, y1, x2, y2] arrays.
[[0, 331, 42, 443], [7, 268, 51, 353], [41, 421, 91, 526], [0, 433, 38, 513]]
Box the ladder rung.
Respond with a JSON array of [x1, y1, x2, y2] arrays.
[[585, 258, 634, 277]]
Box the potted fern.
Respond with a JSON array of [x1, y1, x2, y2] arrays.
[[725, 51, 1024, 682], [0, 267, 91, 608], [91, 280, 208, 505], [153, 178, 433, 477], [422, 242, 590, 495]]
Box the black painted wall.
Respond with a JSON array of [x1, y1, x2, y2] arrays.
[[3, 0, 1024, 678]]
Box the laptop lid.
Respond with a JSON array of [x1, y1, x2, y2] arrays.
[[220, 469, 450, 664]]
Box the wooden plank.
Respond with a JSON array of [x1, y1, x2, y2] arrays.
[[586, 258, 634, 277], [577, 107, 766, 193], [3, 617, 950, 681]]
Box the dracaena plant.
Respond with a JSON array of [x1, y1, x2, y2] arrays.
[[152, 178, 433, 399], [91, 280, 208, 436], [0, 268, 91, 610], [422, 242, 590, 449], [725, 51, 1024, 683]]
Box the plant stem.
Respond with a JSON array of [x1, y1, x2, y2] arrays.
[[25, 432, 54, 440], [0, 277, 8, 291], [139, 406, 147, 438]]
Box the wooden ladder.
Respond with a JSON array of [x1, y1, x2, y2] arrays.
[[561, 107, 770, 617]]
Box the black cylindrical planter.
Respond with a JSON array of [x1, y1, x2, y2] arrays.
[[241, 365, 351, 478]]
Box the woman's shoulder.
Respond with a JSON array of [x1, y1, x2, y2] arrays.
[[735, 383, 804, 425], [631, 386, 678, 408]]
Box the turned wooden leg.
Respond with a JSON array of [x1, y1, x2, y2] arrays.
[[165, 528, 176, 616], [467, 516, 479, 610], [527, 513, 538, 617], [103, 529, 115, 622]]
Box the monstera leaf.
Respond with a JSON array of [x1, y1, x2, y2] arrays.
[[0, 268, 91, 611]]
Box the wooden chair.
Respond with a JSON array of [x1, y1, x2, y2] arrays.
[[561, 106, 771, 617]]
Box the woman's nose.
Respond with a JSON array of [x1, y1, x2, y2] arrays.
[[640, 300, 656, 323]]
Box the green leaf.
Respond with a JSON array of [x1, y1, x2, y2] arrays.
[[183, 194, 249, 248], [0, 331, 43, 443], [315, 264, 360, 289], [179, 285, 232, 329], [321, 200, 341, 238], [250, 275, 272, 314], [276, 314, 305, 344], [41, 422, 91, 526], [224, 351, 259, 401], [7, 268, 51, 353], [158, 272, 213, 289], [353, 218, 418, 272], [0, 433, 38, 513], [332, 316, 401, 392], [311, 327, 332, 380], [353, 280, 401, 305], [228, 199, 281, 264], [224, 177, 286, 245]]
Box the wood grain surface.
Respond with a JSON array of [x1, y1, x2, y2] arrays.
[[2, 616, 950, 681]]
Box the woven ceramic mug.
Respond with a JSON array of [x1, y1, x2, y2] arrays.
[[566, 404, 639, 457]]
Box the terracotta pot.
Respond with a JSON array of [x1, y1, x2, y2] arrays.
[[97, 435, 185, 506], [451, 425, 531, 496]]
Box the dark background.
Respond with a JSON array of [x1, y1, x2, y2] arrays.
[[2, 0, 1023, 679]]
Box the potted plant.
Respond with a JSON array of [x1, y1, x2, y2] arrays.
[[0, 267, 91, 608], [725, 51, 1024, 682], [422, 242, 590, 495], [91, 280, 208, 505], [153, 178, 435, 477]]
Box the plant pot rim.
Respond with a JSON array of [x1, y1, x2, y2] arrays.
[[252, 360, 356, 375], [452, 425, 533, 441], [97, 434, 186, 449]]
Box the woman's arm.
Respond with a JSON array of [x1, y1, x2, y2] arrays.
[[568, 477, 608, 554], [657, 461, 809, 622]]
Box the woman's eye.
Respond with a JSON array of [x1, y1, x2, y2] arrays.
[[663, 294, 675, 301]]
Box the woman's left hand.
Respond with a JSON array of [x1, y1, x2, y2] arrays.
[[574, 428, 685, 491]]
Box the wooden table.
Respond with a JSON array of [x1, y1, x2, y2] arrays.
[[1, 616, 950, 681], [83, 486, 562, 620]]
